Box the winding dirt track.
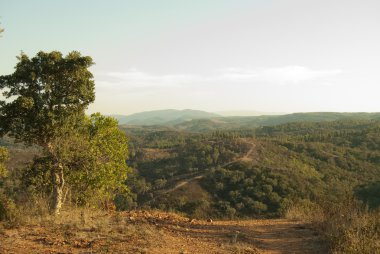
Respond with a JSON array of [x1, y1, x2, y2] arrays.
[[161, 139, 256, 195], [223, 139, 256, 167], [162, 174, 205, 194]]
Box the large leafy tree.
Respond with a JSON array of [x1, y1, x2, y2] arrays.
[[27, 114, 130, 208], [0, 51, 95, 214]]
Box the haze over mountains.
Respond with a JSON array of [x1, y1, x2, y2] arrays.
[[216, 110, 286, 117], [112, 109, 220, 125], [113, 109, 380, 132]]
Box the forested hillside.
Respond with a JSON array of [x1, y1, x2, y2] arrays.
[[118, 111, 380, 132], [5, 117, 379, 219], [119, 119, 380, 220], [3, 115, 380, 253]]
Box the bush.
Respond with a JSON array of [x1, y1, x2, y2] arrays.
[[0, 191, 21, 227], [287, 196, 380, 253], [320, 198, 380, 254], [284, 195, 380, 254], [284, 199, 323, 222], [0, 147, 9, 177]]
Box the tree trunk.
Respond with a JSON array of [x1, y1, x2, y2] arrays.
[[51, 164, 65, 215]]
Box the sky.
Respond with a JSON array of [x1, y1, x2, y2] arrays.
[[1, 0, 379, 115]]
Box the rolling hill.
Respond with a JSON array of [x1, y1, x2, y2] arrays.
[[116, 110, 380, 131], [112, 109, 220, 125], [173, 112, 380, 132]]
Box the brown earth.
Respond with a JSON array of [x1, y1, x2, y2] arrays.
[[0, 210, 328, 254], [141, 148, 173, 161]]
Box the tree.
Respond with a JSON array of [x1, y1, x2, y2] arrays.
[[23, 114, 131, 208], [0, 51, 95, 214], [68, 114, 130, 205], [0, 147, 19, 224]]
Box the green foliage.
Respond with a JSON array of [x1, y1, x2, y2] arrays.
[[20, 114, 131, 206], [0, 51, 133, 212], [355, 182, 380, 210], [126, 119, 380, 219], [0, 51, 95, 147], [0, 190, 20, 226], [0, 51, 96, 213], [79, 113, 130, 201], [203, 164, 314, 217], [168, 112, 380, 132], [0, 146, 21, 226], [131, 134, 247, 185], [0, 147, 9, 177]]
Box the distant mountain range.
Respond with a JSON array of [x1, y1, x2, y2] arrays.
[[216, 110, 286, 116], [111, 109, 219, 125], [173, 112, 380, 132], [113, 109, 380, 131]]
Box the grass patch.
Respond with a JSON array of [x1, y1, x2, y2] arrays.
[[286, 197, 380, 253]]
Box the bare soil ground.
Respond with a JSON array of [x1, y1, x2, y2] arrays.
[[0, 210, 328, 254]]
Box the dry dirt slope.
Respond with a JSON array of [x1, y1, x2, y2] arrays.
[[0, 210, 328, 254]]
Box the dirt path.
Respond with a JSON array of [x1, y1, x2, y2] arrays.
[[218, 219, 328, 254], [149, 217, 327, 254], [241, 140, 256, 161], [162, 174, 204, 194], [0, 211, 327, 254], [161, 139, 257, 195], [223, 139, 256, 167]]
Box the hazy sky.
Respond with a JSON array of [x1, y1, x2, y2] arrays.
[[1, 0, 379, 115]]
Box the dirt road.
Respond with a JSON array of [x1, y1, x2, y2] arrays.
[[0, 210, 328, 254], [0, 211, 328, 254], [149, 216, 328, 254]]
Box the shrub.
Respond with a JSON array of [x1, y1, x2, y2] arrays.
[[287, 196, 380, 253], [0, 191, 21, 227], [284, 199, 324, 222], [320, 198, 380, 254]]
